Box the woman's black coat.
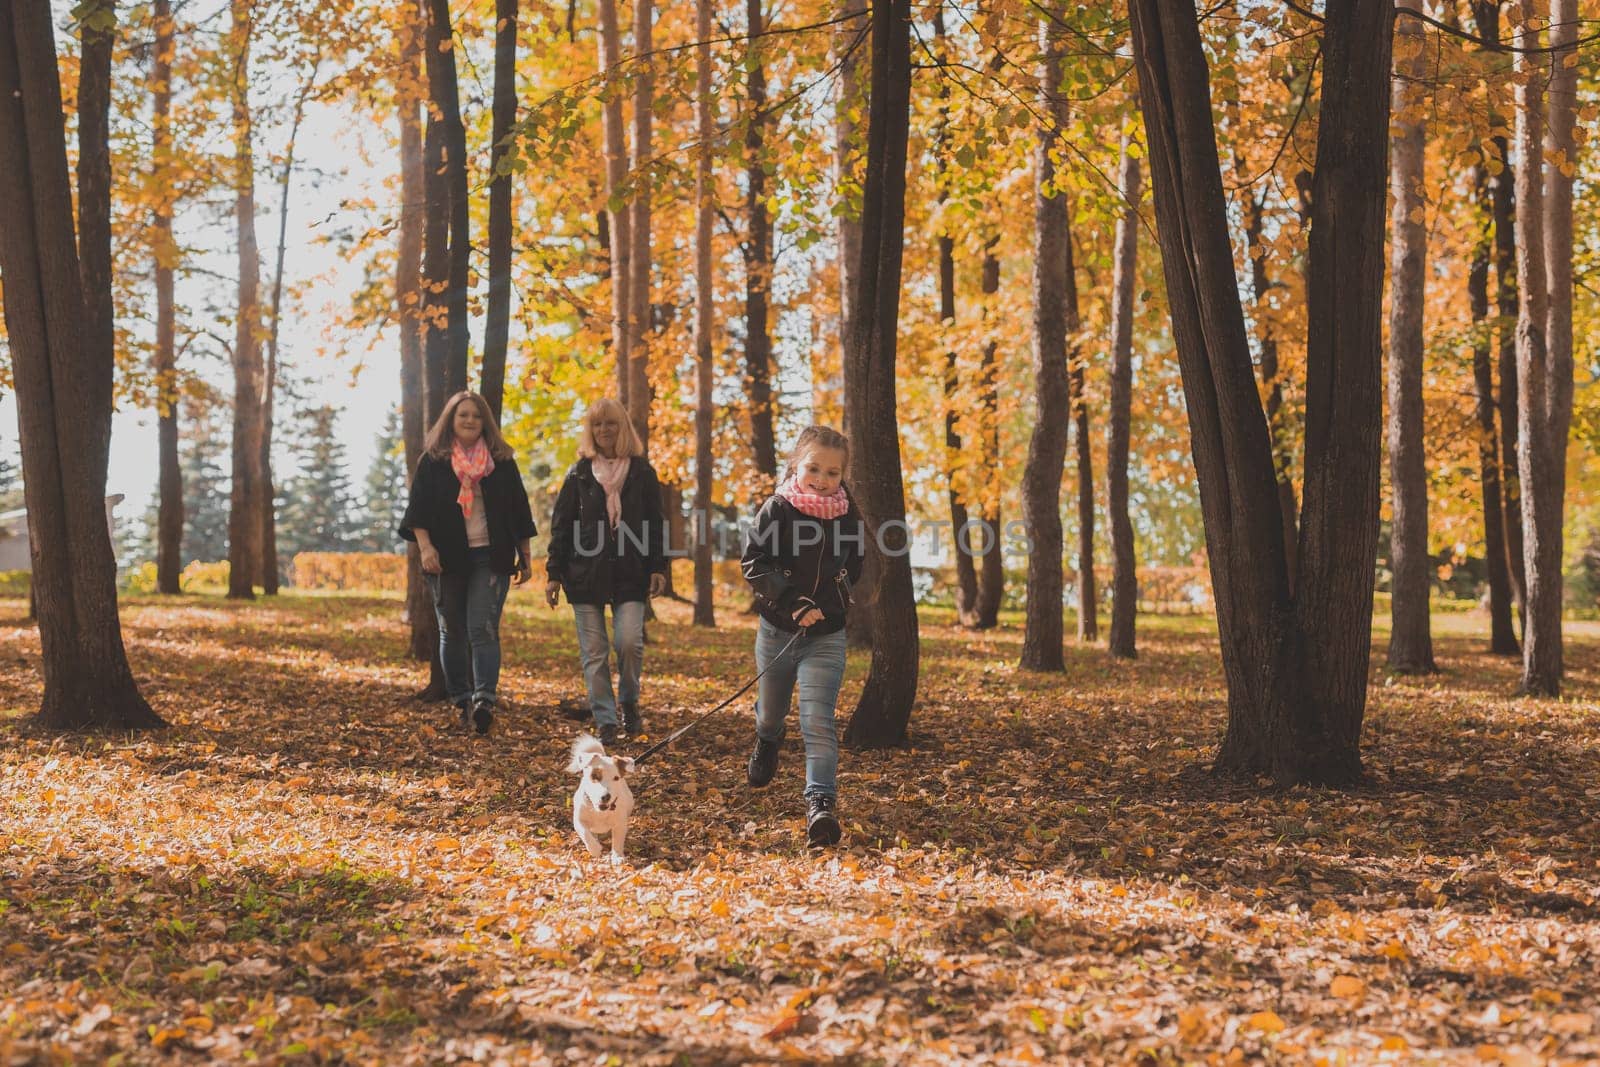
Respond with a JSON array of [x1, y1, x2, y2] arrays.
[[545, 457, 668, 605], [398, 453, 537, 575]]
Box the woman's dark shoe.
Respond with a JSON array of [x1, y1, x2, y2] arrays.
[[621, 701, 643, 738], [806, 795, 841, 848], [598, 722, 621, 748], [472, 699, 494, 736], [747, 737, 780, 787]]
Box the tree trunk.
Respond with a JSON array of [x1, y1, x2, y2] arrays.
[[626, 0, 655, 452], [228, 0, 263, 600], [832, 0, 867, 415], [1468, 161, 1519, 654], [597, 0, 631, 403], [974, 238, 1004, 629], [1131, 0, 1392, 786], [0, 1, 164, 729], [481, 0, 518, 423], [1106, 125, 1140, 659], [78, 0, 115, 472], [259, 55, 317, 597], [743, 0, 777, 484], [841, 0, 918, 749], [693, 0, 717, 628], [931, 5, 979, 626], [1019, 13, 1071, 672], [404, 9, 447, 699], [1069, 244, 1095, 644], [152, 0, 184, 595], [1491, 132, 1526, 618], [1385, 9, 1434, 673], [427, 0, 470, 395], [1514, 0, 1575, 695]]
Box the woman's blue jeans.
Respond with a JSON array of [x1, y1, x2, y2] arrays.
[[753, 618, 847, 800], [425, 547, 510, 709], [571, 600, 646, 729]]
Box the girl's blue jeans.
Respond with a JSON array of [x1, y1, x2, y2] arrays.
[[753, 618, 847, 800]]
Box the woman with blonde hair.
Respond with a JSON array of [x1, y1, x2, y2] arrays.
[[399, 390, 537, 735], [546, 398, 668, 746]]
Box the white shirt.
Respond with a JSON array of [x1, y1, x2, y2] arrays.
[[465, 485, 490, 547]]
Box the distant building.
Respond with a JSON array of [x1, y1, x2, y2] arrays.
[[0, 494, 125, 572]]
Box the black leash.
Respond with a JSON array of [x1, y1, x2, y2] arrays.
[[633, 628, 805, 765]]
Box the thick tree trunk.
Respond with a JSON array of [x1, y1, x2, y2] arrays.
[[974, 239, 1004, 629], [1514, 0, 1575, 695], [1019, 14, 1071, 672], [78, 0, 115, 469], [841, 0, 918, 749], [597, 0, 631, 402], [744, 0, 777, 484], [1469, 162, 1519, 654], [1106, 127, 1140, 659], [628, 0, 655, 450], [0, 1, 164, 730], [1385, 10, 1435, 673], [405, 11, 447, 699], [427, 0, 470, 394], [152, 0, 184, 595], [1131, 0, 1392, 786], [481, 0, 518, 423], [693, 0, 717, 628], [228, 0, 263, 601]]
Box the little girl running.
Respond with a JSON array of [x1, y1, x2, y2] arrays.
[[741, 426, 865, 847]]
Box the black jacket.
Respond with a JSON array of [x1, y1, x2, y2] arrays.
[[398, 453, 537, 576], [741, 491, 865, 637], [545, 457, 668, 605]]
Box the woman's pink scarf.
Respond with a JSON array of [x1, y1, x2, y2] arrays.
[[777, 477, 849, 520], [451, 439, 495, 517], [591, 455, 630, 528]]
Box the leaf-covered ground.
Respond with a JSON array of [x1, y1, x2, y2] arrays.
[[2, 593, 1598, 1065]]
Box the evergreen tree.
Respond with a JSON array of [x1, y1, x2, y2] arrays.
[[360, 408, 407, 552], [0, 434, 21, 512], [278, 404, 358, 560], [180, 400, 232, 565]]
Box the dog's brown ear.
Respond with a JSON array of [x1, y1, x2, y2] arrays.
[[615, 757, 634, 777]]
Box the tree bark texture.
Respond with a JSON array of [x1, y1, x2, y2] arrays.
[[693, 0, 717, 627], [744, 0, 777, 484], [426, 0, 470, 395], [1106, 126, 1141, 659], [228, 0, 263, 600], [974, 238, 1004, 629], [627, 0, 654, 450], [841, 0, 919, 749], [152, 0, 184, 595], [1131, 0, 1393, 785], [0, 0, 164, 729], [1385, 9, 1435, 673], [1019, 13, 1070, 672], [1468, 161, 1519, 654], [481, 0, 518, 422], [597, 0, 631, 403]]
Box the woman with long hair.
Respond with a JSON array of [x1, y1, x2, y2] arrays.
[[546, 398, 668, 746], [399, 391, 537, 735]]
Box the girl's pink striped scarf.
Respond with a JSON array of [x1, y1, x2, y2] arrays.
[[777, 478, 849, 520]]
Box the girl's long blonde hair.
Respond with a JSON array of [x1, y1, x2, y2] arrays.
[[423, 391, 515, 461], [577, 397, 645, 459]]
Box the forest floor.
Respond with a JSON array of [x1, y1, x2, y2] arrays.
[[1, 593, 1598, 1065]]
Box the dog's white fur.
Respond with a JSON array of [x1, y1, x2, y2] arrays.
[[567, 734, 636, 866]]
